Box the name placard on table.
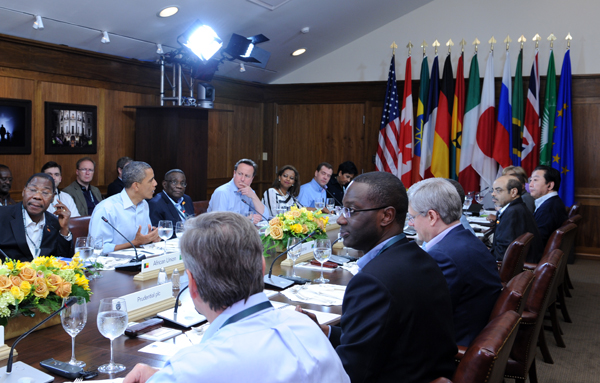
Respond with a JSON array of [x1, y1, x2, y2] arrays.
[[121, 283, 176, 321], [141, 253, 183, 273]]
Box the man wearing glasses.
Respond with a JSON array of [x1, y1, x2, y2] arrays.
[[297, 172, 456, 383], [148, 169, 195, 232], [0, 173, 72, 262], [490, 175, 542, 262], [0, 164, 16, 206], [63, 156, 103, 216], [207, 159, 265, 224]]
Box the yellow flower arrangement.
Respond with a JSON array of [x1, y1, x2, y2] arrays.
[[0, 255, 91, 326], [261, 205, 329, 256]]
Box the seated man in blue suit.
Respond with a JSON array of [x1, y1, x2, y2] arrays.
[[148, 169, 195, 235], [408, 178, 502, 346], [0, 173, 72, 262], [297, 172, 457, 383], [529, 165, 568, 247]]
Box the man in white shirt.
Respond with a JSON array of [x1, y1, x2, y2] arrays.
[[41, 161, 80, 217], [89, 161, 159, 253], [124, 211, 349, 383]]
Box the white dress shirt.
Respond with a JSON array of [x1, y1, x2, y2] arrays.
[[148, 292, 350, 383], [88, 189, 152, 253], [47, 191, 80, 217], [23, 207, 44, 258]]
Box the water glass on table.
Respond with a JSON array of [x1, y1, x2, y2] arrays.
[[326, 198, 335, 212], [175, 221, 185, 237], [74, 237, 93, 264], [158, 220, 173, 255], [60, 296, 87, 367], [89, 237, 104, 279], [313, 238, 332, 284], [97, 297, 128, 374], [314, 198, 325, 210], [463, 191, 474, 210], [287, 237, 302, 278]]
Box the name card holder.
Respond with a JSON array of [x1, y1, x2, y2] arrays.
[[134, 253, 185, 281], [0, 327, 13, 361], [121, 283, 176, 322]]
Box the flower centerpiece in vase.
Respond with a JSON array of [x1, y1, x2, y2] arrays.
[[0, 255, 92, 338], [261, 205, 329, 256]]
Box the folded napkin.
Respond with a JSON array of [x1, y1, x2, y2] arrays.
[[341, 261, 359, 275], [280, 284, 346, 306], [94, 256, 134, 270]]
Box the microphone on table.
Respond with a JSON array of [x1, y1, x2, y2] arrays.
[[241, 199, 269, 222], [0, 247, 9, 261], [4, 297, 78, 376], [101, 216, 146, 272], [264, 231, 316, 289], [174, 285, 189, 315]]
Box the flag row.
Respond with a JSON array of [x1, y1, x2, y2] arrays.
[[375, 49, 575, 206]]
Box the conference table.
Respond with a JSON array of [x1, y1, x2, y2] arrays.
[[2, 248, 361, 382]]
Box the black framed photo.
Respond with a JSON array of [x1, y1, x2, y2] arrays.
[[0, 98, 32, 154], [45, 102, 97, 154]]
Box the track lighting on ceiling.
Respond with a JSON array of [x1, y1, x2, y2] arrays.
[[156, 44, 164, 54], [239, 63, 246, 72], [33, 15, 44, 30], [101, 31, 110, 44]]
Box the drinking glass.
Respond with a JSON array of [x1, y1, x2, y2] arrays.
[[463, 192, 474, 210], [90, 237, 104, 279], [61, 296, 87, 367], [275, 202, 287, 216], [314, 198, 325, 210], [97, 298, 128, 374], [175, 221, 185, 238], [313, 239, 332, 284], [287, 237, 301, 277], [326, 198, 335, 212], [475, 191, 485, 205], [158, 220, 173, 255], [74, 237, 93, 264]]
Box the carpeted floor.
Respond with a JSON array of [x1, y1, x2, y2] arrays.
[[508, 259, 600, 382]]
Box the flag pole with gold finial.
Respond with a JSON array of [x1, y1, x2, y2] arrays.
[[532, 33, 541, 50], [421, 40, 428, 57], [518, 35, 526, 51], [391, 41, 397, 55], [548, 33, 556, 50], [473, 38, 480, 53], [489, 36, 496, 52], [504, 35, 512, 51], [407, 41, 413, 56], [432, 39, 440, 55], [459, 38, 466, 53], [565, 33, 572, 50]]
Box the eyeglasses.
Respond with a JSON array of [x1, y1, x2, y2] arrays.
[[167, 180, 187, 187], [25, 187, 53, 198], [78, 168, 94, 173], [341, 205, 388, 219], [0, 177, 12, 182]]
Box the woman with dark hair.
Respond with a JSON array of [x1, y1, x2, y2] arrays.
[[262, 165, 301, 218]]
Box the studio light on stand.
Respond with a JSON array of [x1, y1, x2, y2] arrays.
[[179, 21, 222, 61]]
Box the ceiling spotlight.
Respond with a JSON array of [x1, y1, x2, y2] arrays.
[[239, 63, 246, 72], [33, 15, 44, 30], [179, 21, 222, 61], [156, 44, 164, 54], [101, 31, 110, 44], [158, 6, 179, 17], [292, 48, 306, 56]]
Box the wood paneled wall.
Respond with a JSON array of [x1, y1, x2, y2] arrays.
[[0, 33, 598, 257]]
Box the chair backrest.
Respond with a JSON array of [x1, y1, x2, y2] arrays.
[[499, 232, 534, 285], [554, 223, 578, 286], [489, 271, 535, 320], [565, 214, 581, 226], [507, 249, 563, 375], [452, 311, 521, 383], [568, 204, 580, 218], [68, 216, 91, 251], [193, 200, 209, 215]]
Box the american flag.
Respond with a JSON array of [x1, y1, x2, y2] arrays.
[[375, 55, 400, 174]]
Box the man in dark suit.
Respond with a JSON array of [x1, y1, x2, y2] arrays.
[[491, 175, 543, 262], [327, 161, 358, 206], [529, 165, 569, 247], [407, 178, 502, 346], [106, 156, 132, 198], [148, 169, 195, 233], [0, 173, 72, 262], [297, 171, 456, 383]]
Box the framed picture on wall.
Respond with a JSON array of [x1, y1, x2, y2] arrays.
[[0, 98, 32, 154], [45, 102, 97, 154]]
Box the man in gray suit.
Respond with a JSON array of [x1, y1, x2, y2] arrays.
[[63, 157, 102, 216]]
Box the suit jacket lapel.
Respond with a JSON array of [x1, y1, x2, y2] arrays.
[[164, 194, 182, 222], [40, 212, 57, 256], [11, 205, 33, 259]]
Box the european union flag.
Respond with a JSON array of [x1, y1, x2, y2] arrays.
[[551, 50, 575, 207]]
